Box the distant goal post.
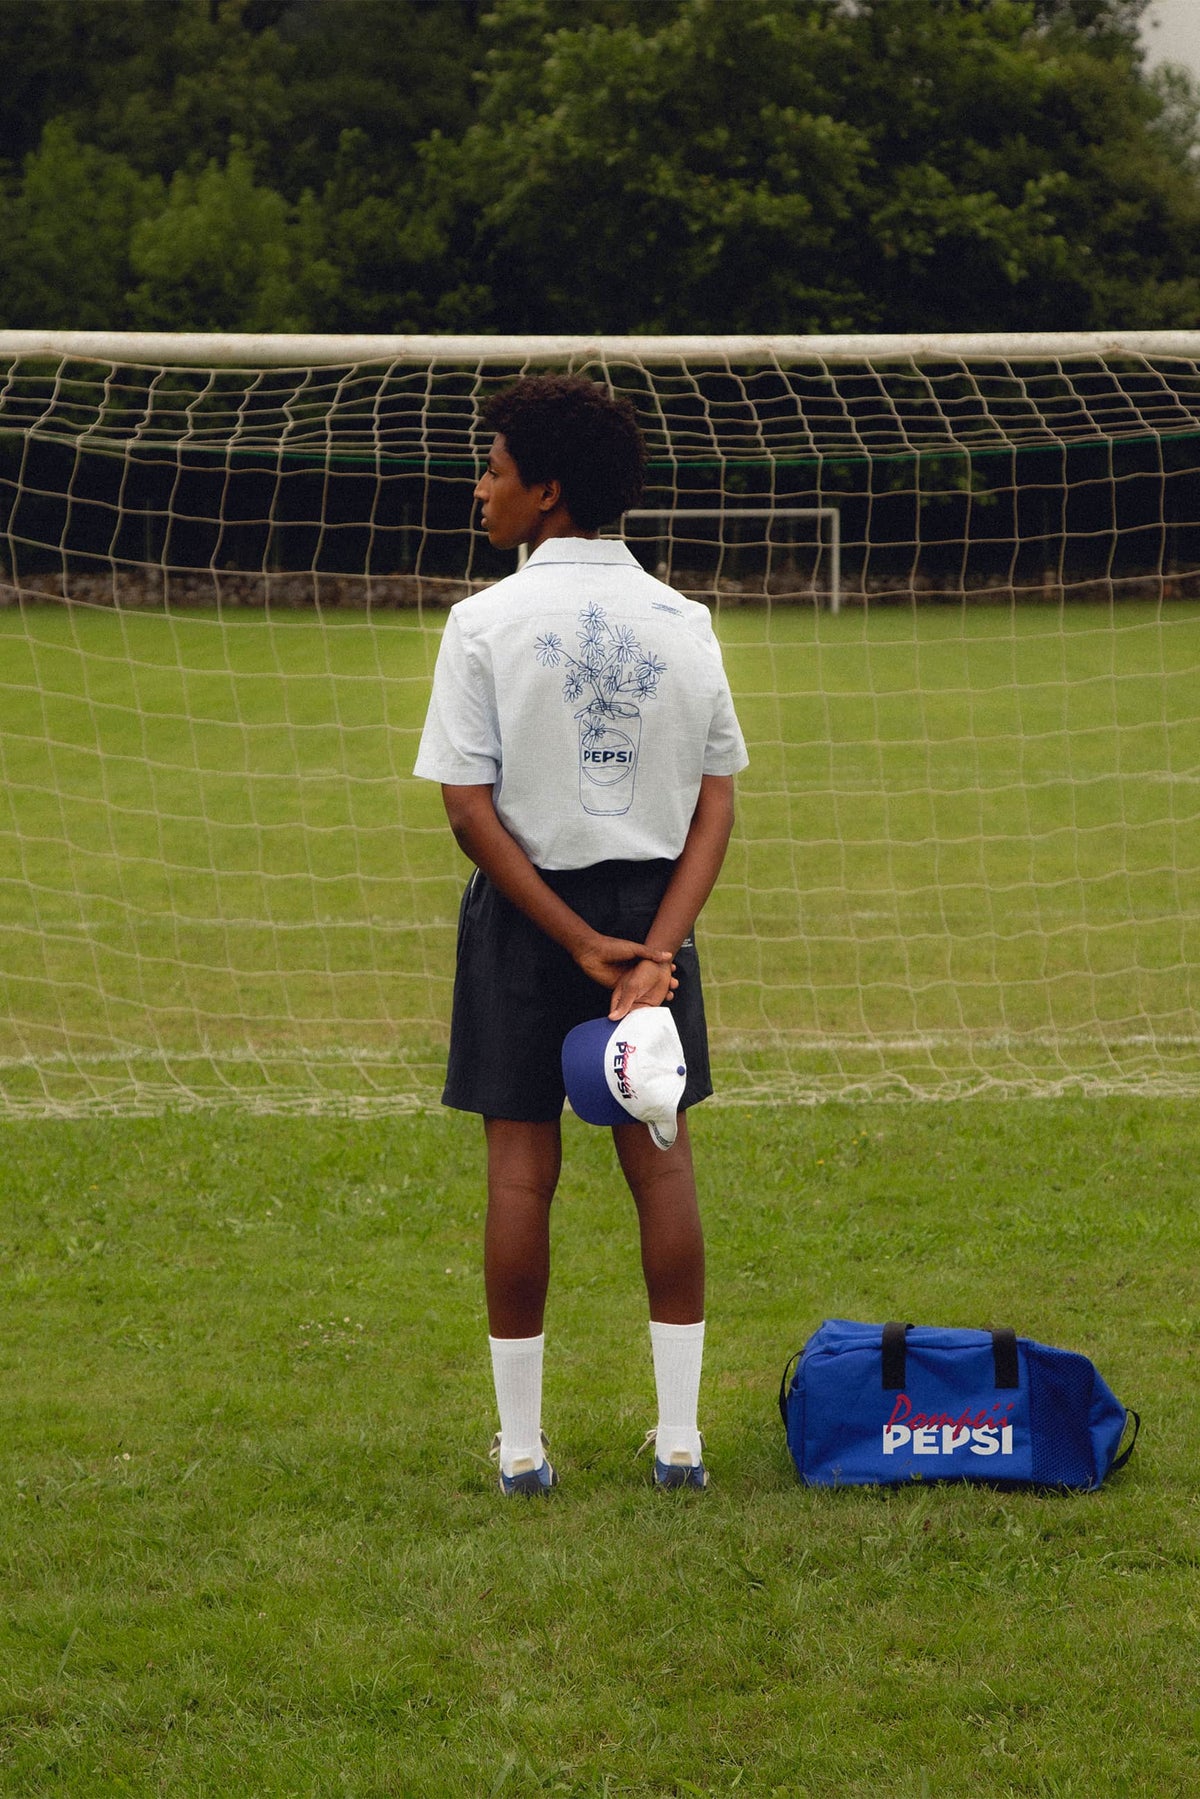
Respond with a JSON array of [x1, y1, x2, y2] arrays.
[[618, 508, 841, 614], [522, 508, 843, 611]]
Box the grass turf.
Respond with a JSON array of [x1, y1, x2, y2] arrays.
[[1, 598, 1198, 1790], [2, 1098, 1197, 1796], [1, 600, 1199, 1109]]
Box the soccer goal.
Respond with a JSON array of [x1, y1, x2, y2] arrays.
[[1, 329, 1198, 1116]]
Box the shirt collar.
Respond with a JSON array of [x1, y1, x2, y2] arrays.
[[524, 536, 639, 569]]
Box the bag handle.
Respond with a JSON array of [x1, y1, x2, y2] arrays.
[[881, 1322, 1021, 1390], [881, 1321, 911, 1389], [1110, 1409, 1140, 1474], [778, 1350, 802, 1425]]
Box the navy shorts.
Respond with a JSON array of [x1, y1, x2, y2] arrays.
[[442, 858, 713, 1123]]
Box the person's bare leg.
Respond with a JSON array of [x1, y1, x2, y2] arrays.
[[483, 1116, 562, 1336], [614, 1113, 707, 1480], [612, 1112, 704, 1324]]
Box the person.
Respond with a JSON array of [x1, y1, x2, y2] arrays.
[[413, 374, 748, 1494]]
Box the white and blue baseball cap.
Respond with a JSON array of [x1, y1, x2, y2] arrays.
[[561, 1006, 687, 1150]]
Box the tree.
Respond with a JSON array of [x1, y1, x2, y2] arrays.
[[834, 0, 1200, 329], [0, 121, 160, 328], [428, 0, 870, 332], [429, 0, 1200, 332], [3, 0, 1200, 334], [0, 0, 483, 333], [128, 146, 337, 331], [0, 0, 160, 169]]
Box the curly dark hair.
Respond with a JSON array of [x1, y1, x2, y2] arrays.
[[480, 375, 646, 532]]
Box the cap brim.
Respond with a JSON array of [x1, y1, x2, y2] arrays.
[[561, 1016, 627, 1127], [647, 1114, 680, 1151]]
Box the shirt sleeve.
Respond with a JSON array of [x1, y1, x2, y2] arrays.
[[413, 610, 501, 785], [702, 634, 749, 776]]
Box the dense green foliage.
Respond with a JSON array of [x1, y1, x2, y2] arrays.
[[1, 0, 1199, 334]]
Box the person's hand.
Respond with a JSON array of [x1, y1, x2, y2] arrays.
[[574, 935, 672, 992], [608, 956, 679, 1021]]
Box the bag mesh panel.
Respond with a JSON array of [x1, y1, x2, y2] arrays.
[[1027, 1351, 1097, 1487]]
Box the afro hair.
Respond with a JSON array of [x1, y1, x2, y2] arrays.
[[480, 375, 646, 532]]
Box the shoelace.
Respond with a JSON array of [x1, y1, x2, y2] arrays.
[[634, 1428, 706, 1463], [489, 1428, 550, 1463]]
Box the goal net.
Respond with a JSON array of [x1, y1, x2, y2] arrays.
[[2, 330, 1198, 1116]]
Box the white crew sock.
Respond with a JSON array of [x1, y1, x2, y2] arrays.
[[489, 1333, 546, 1477], [649, 1319, 705, 1466]]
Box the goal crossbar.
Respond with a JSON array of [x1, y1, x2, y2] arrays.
[[6, 330, 1200, 368]]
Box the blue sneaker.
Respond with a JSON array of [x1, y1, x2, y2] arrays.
[[638, 1429, 708, 1490], [489, 1431, 558, 1496]]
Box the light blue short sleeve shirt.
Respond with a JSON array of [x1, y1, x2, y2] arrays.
[[414, 538, 748, 870]]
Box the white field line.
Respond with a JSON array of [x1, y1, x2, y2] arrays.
[[0, 1045, 440, 1070], [714, 1028, 1200, 1053], [5, 1030, 1199, 1121], [6, 1073, 1200, 1121], [3, 1028, 1200, 1075]]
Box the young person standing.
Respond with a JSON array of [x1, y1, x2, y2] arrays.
[[414, 375, 747, 1493]]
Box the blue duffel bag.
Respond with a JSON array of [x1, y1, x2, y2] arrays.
[[780, 1319, 1139, 1490]]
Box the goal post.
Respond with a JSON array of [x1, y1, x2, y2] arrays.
[[1, 331, 1199, 1116]]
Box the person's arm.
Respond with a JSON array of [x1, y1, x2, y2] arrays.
[[606, 773, 735, 1020], [440, 784, 674, 991]]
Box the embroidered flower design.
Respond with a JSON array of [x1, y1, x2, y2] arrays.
[[633, 652, 667, 698], [534, 604, 664, 725], [612, 625, 639, 664]]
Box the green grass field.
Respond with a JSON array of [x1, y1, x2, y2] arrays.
[[2, 1099, 1197, 1796], [2, 599, 1199, 1792], [2, 599, 1199, 1112]]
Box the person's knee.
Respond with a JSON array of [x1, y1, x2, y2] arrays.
[[489, 1165, 557, 1208], [623, 1146, 699, 1215], [485, 1117, 562, 1202], [613, 1117, 693, 1194]]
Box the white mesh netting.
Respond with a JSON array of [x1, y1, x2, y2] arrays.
[[1, 332, 1198, 1115]]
